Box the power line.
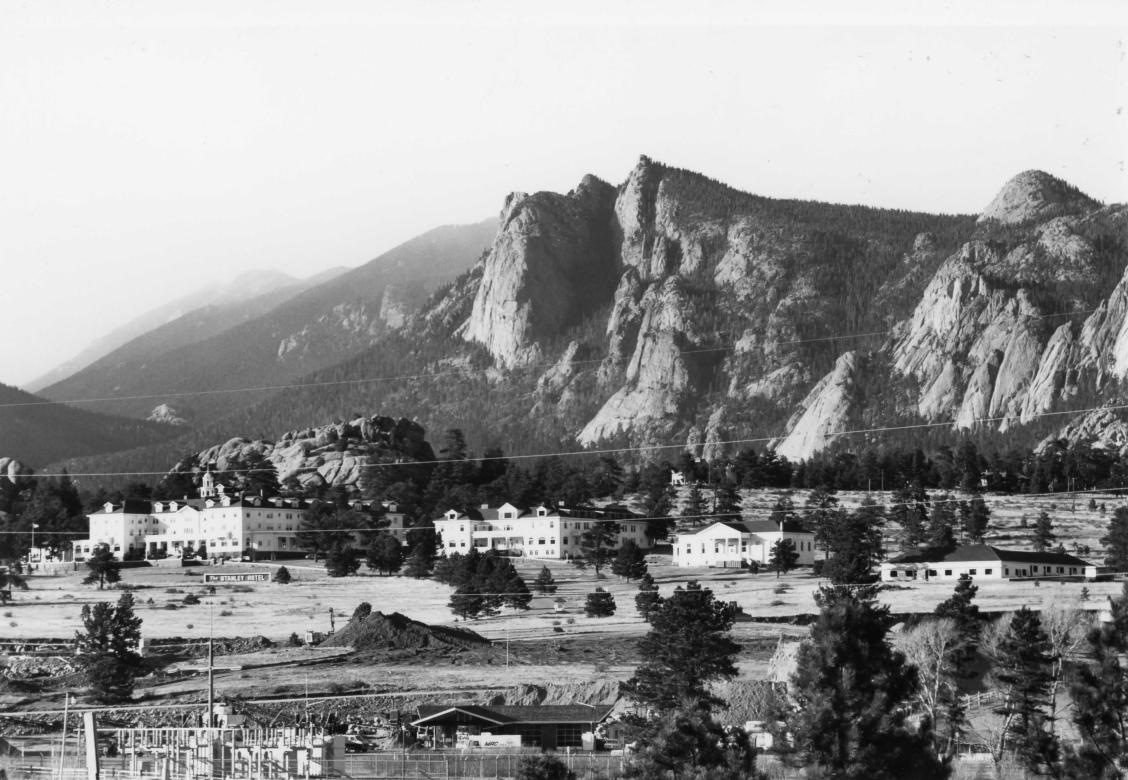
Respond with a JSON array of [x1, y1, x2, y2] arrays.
[[0, 307, 1101, 411], [14, 397, 1128, 480]]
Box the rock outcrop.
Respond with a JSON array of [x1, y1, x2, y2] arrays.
[[0, 457, 33, 500], [978, 170, 1100, 225], [147, 404, 188, 426], [169, 415, 435, 491], [463, 176, 618, 368], [773, 352, 860, 461]]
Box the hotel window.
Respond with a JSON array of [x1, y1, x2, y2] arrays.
[[1004, 568, 1010, 575], [1070, 567, 1077, 574], [984, 569, 993, 575], [969, 569, 977, 576], [1057, 567, 1064, 574], [890, 570, 899, 577], [944, 570, 952, 576], [927, 570, 937, 577]]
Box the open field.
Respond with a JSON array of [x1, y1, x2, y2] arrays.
[[2, 488, 1124, 717]]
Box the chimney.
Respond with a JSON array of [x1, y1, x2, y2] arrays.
[[481, 503, 489, 510]]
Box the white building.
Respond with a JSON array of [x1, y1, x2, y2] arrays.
[[880, 544, 1099, 582], [434, 502, 652, 559], [72, 470, 404, 561], [673, 520, 815, 568]]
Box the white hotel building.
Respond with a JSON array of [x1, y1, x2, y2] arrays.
[[434, 503, 652, 559], [73, 470, 404, 561]]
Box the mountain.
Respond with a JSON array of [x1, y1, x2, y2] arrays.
[[0, 382, 183, 469], [38, 220, 496, 425], [23, 268, 320, 393], [48, 158, 1127, 486]]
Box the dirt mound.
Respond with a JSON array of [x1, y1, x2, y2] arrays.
[[711, 680, 784, 724], [148, 636, 275, 657], [493, 680, 622, 707], [320, 611, 491, 652]]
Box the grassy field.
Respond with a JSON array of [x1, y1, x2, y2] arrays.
[[2, 487, 1123, 714]]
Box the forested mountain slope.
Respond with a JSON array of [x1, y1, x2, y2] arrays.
[[0, 383, 183, 469], [24, 268, 315, 393], [39, 219, 496, 426]]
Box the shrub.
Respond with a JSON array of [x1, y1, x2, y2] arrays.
[[163, 604, 179, 610], [566, 617, 575, 625], [165, 588, 183, 594], [205, 585, 216, 594], [774, 585, 790, 594], [273, 566, 292, 585], [9, 621, 16, 627], [186, 624, 194, 629], [182, 594, 201, 605], [769, 599, 786, 606], [811, 560, 826, 577], [553, 626, 564, 633], [219, 610, 233, 617], [2, 611, 11, 618], [288, 632, 303, 647]]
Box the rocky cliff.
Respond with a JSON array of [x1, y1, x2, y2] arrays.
[[168, 414, 436, 491]]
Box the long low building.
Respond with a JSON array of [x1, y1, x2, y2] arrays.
[[881, 544, 1099, 581], [434, 502, 652, 560], [673, 520, 816, 568], [411, 704, 614, 750]]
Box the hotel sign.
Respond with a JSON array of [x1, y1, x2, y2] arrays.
[[203, 573, 270, 583]]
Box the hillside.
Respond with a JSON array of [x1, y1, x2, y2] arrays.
[[39, 219, 495, 425], [23, 268, 325, 393], [49, 158, 1127, 485], [0, 383, 183, 469]]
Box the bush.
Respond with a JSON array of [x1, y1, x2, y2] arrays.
[[774, 585, 790, 594], [273, 566, 292, 585], [165, 588, 183, 594], [288, 632, 303, 647], [769, 599, 786, 606], [553, 626, 564, 633], [584, 588, 616, 618], [811, 560, 826, 577], [516, 754, 575, 780], [566, 617, 576, 625], [219, 610, 233, 617], [186, 624, 194, 629], [182, 593, 201, 605], [2, 611, 11, 618]]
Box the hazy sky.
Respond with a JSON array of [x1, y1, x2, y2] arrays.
[[2, 1, 1126, 387]]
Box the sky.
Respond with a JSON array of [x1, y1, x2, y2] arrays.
[[1, 1, 1126, 387]]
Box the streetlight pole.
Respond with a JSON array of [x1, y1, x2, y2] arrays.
[[30, 523, 38, 571]]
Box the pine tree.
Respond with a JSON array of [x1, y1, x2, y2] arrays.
[[366, 534, 404, 575], [449, 584, 485, 619], [610, 540, 648, 582], [1067, 582, 1128, 779], [1102, 507, 1128, 571], [571, 520, 621, 575], [823, 499, 885, 585], [634, 573, 662, 623], [1033, 510, 1056, 553], [75, 592, 143, 703], [532, 566, 558, 594], [620, 706, 764, 780], [891, 481, 930, 550], [402, 539, 437, 579], [768, 538, 799, 578], [712, 481, 742, 522], [803, 486, 839, 554], [927, 494, 957, 550], [352, 602, 372, 621], [934, 575, 981, 650], [682, 483, 708, 526], [627, 585, 740, 711], [516, 754, 575, 780], [325, 544, 360, 577], [584, 587, 616, 618], [273, 566, 292, 584], [991, 608, 1057, 773], [959, 496, 991, 544], [780, 585, 946, 779], [83, 546, 122, 590]]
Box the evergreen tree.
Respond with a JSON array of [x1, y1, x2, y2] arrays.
[[1067, 582, 1128, 779], [74, 592, 143, 703], [1102, 507, 1128, 570], [769, 493, 798, 528], [449, 584, 485, 619], [958, 496, 991, 544], [823, 499, 885, 585], [584, 587, 616, 617], [958, 439, 983, 493], [83, 546, 122, 590], [991, 607, 1057, 774], [0, 565, 28, 604], [233, 450, 282, 497], [768, 538, 799, 578], [779, 585, 947, 780], [324, 544, 360, 577], [620, 706, 765, 780], [532, 566, 558, 594], [634, 573, 662, 623], [891, 481, 930, 550], [352, 602, 372, 621], [627, 585, 740, 712], [681, 483, 708, 526], [803, 486, 839, 554], [934, 575, 981, 650], [927, 494, 957, 550], [1033, 510, 1056, 552], [571, 520, 621, 575], [712, 481, 742, 522], [611, 540, 648, 582], [366, 534, 404, 575], [273, 566, 292, 584]]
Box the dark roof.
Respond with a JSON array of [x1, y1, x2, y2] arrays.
[[441, 503, 639, 522], [684, 520, 810, 536], [412, 704, 613, 727], [886, 545, 1094, 568]]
